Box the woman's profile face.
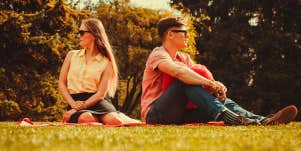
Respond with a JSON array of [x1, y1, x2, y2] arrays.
[[78, 23, 95, 48]]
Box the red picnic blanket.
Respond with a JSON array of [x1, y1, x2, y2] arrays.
[[16, 118, 225, 127]]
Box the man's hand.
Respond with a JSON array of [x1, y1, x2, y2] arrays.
[[215, 81, 227, 93], [211, 81, 227, 100]]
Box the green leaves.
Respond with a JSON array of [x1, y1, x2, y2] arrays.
[[172, 0, 301, 118], [0, 0, 88, 121], [0, 100, 21, 120]]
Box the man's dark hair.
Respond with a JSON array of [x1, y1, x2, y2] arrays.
[[158, 16, 186, 38]]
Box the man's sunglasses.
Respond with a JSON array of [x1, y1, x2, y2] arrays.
[[77, 30, 91, 36], [170, 29, 188, 36]]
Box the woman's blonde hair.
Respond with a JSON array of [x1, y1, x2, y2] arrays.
[[82, 18, 118, 97]]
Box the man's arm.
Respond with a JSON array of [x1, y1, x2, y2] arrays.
[[157, 59, 216, 88], [158, 60, 228, 99]]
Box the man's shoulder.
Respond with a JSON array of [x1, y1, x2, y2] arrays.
[[149, 46, 169, 58]]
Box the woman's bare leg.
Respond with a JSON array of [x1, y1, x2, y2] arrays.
[[77, 112, 99, 123]]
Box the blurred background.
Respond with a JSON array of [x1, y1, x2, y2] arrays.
[[0, 0, 300, 121]]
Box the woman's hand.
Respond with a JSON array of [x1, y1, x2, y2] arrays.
[[70, 101, 85, 110], [77, 101, 88, 110]]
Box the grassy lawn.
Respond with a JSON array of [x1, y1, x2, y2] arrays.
[[1, 122, 301, 151]]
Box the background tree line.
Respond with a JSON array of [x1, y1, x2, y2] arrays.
[[171, 0, 301, 119], [0, 0, 300, 121]]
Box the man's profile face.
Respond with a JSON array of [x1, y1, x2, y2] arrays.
[[167, 26, 188, 49]]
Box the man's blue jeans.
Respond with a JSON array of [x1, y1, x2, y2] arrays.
[[146, 80, 266, 124]]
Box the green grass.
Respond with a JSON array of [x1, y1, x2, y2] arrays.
[[1, 122, 301, 151]]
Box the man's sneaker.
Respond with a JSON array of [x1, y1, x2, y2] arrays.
[[262, 105, 298, 125]]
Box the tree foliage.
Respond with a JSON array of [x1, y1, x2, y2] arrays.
[[0, 0, 88, 121], [171, 0, 301, 119]]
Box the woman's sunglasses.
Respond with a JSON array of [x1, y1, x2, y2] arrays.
[[77, 30, 91, 36]]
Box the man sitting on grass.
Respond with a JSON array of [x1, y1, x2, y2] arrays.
[[141, 16, 298, 125]]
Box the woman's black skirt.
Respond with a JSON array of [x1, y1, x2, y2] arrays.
[[67, 93, 117, 123]]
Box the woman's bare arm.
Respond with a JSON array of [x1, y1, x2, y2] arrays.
[[79, 61, 114, 109], [58, 51, 83, 109]]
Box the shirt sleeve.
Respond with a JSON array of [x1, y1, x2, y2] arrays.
[[148, 49, 171, 71]]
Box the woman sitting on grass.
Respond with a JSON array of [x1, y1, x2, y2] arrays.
[[59, 18, 139, 124]]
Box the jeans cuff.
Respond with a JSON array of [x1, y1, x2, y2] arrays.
[[214, 108, 227, 121]]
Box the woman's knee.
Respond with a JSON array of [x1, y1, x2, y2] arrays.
[[77, 112, 99, 123], [100, 112, 122, 125], [63, 112, 71, 123], [63, 109, 77, 123]]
